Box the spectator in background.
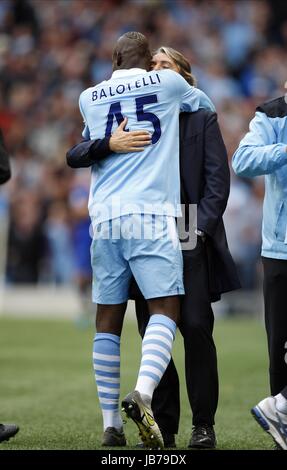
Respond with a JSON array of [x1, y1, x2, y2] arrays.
[[0, 129, 11, 184], [0, 127, 19, 443], [45, 200, 74, 284], [224, 178, 262, 290], [6, 189, 45, 284], [232, 94, 287, 450], [69, 170, 93, 327]]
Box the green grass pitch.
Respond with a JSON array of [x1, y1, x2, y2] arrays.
[[0, 315, 273, 450]]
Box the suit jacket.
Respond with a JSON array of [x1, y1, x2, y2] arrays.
[[179, 110, 240, 300], [0, 129, 11, 184], [66, 110, 240, 301]]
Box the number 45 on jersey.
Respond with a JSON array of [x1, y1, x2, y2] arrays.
[[105, 94, 161, 144]]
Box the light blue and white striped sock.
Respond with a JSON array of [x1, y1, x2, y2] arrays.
[[93, 333, 123, 431], [135, 314, 177, 400]]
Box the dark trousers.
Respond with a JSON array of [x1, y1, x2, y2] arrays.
[[135, 239, 219, 434], [262, 257, 287, 395]]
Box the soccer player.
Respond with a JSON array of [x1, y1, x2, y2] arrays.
[[68, 46, 239, 449], [69, 173, 93, 328], [0, 128, 19, 443], [77, 32, 214, 448], [232, 95, 287, 450]]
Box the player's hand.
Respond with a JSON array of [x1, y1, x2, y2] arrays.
[[109, 118, 152, 153]]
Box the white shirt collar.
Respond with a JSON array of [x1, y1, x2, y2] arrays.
[[111, 68, 147, 78]]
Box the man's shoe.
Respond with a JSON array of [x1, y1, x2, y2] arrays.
[[251, 396, 287, 450], [188, 425, 216, 449], [102, 427, 126, 447], [0, 424, 19, 443], [136, 432, 176, 448], [122, 391, 164, 449], [162, 432, 176, 448]]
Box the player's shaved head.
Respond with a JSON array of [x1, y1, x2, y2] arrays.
[[112, 32, 152, 71]]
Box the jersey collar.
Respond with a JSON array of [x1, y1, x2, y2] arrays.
[[111, 68, 147, 78]]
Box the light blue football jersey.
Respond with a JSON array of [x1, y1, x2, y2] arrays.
[[79, 68, 215, 223]]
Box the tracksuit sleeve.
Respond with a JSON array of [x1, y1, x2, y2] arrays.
[[232, 111, 287, 177]]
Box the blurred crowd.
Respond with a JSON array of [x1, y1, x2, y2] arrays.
[[0, 0, 287, 290]]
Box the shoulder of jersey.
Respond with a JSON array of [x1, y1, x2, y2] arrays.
[[80, 81, 108, 96], [79, 87, 91, 101], [155, 68, 180, 80], [256, 96, 287, 118]]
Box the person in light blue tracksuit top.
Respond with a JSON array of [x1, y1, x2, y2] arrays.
[[232, 96, 287, 450]]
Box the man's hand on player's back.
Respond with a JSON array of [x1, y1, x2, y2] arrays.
[[109, 117, 151, 153]]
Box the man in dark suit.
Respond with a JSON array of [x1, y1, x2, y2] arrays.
[[135, 108, 241, 449], [66, 106, 240, 448], [0, 128, 19, 443]]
